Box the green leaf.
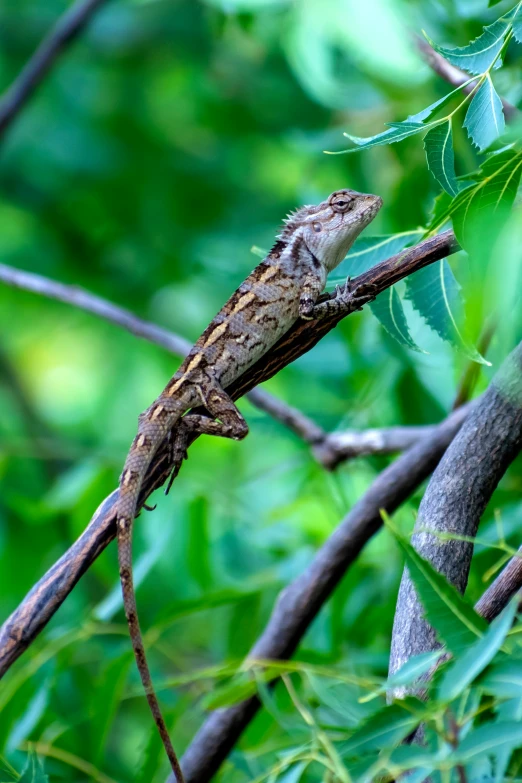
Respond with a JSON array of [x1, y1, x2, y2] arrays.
[[451, 149, 522, 252], [386, 652, 441, 691], [331, 122, 425, 154], [330, 82, 469, 156], [405, 260, 489, 365], [91, 652, 133, 762], [369, 287, 424, 352], [463, 76, 505, 151], [361, 651, 441, 703], [332, 231, 422, 282], [407, 85, 474, 122], [425, 14, 511, 75], [341, 699, 424, 756], [202, 674, 258, 710], [275, 762, 309, 783], [437, 601, 517, 703], [513, 11, 522, 42], [480, 659, 522, 698], [424, 121, 458, 196], [387, 520, 488, 655], [19, 752, 48, 783], [455, 721, 522, 762]]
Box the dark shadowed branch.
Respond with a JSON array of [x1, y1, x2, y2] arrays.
[[0, 230, 458, 678], [389, 341, 522, 684], [0, 0, 109, 137]]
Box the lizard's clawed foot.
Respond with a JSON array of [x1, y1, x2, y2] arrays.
[[335, 278, 377, 312]]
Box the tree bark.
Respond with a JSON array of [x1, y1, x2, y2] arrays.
[[175, 406, 470, 783], [389, 341, 522, 683]]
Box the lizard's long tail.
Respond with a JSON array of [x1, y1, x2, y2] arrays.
[[117, 410, 185, 783]]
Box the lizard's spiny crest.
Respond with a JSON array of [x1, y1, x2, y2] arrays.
[[278, 204, 320, 241]]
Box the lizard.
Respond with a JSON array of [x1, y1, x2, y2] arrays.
[[116, 188, 383, 781]]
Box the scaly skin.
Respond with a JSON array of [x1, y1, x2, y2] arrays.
[[116, 188, 383, 781]]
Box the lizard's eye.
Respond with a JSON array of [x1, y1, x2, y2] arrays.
[[332, 198, 353, 212], [313, 222, 322, 232]]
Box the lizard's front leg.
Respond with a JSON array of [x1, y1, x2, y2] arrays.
[[303, 278, 377, 321], [165, 381, 248, 492], [298, 273, 325, 320]]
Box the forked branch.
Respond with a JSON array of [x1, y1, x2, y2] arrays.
[[0, 229, 457, 678]]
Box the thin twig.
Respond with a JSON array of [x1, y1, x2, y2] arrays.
[[416, 36, 518, 122], [0, 0, 109, 137], [0, 261, 191, 356]]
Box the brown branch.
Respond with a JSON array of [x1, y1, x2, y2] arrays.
[[248, 387, 438, 467], [389, 340, 522, 683], [416, 36, 518, 122], [0, 229, 458, 674], [475, 545, 522, 622], [176, 404, 471, 783], [0, 261, 192, 357], [0, 260, 444, 468], [0, 0, 109, 137]]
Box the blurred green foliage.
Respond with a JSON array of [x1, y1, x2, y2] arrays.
[[1, 0, 522, 781]]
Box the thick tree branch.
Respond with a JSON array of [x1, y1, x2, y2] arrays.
[[389, 341, 522, 682], [0, 230, 458, 677], [0, 0, 109, 137], [416, 36, 518, 122], [176, 405, 470, 783]]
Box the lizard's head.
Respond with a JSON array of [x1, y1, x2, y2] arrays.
[[280, 189, 383, 272]]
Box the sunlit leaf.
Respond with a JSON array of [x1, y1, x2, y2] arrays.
[[369, 287, 424, 352], [424, 121, 458, 196], [425, 14, 511, 75], [463, 76, 505, 151], [405, 260, 489, 364], [437, 601, 517, 703], [387, 520, 488, 655]]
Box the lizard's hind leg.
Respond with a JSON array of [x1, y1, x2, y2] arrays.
[[165, 384, 249, 494]]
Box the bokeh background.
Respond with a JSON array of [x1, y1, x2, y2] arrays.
[[1, 1, 521, 781]]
